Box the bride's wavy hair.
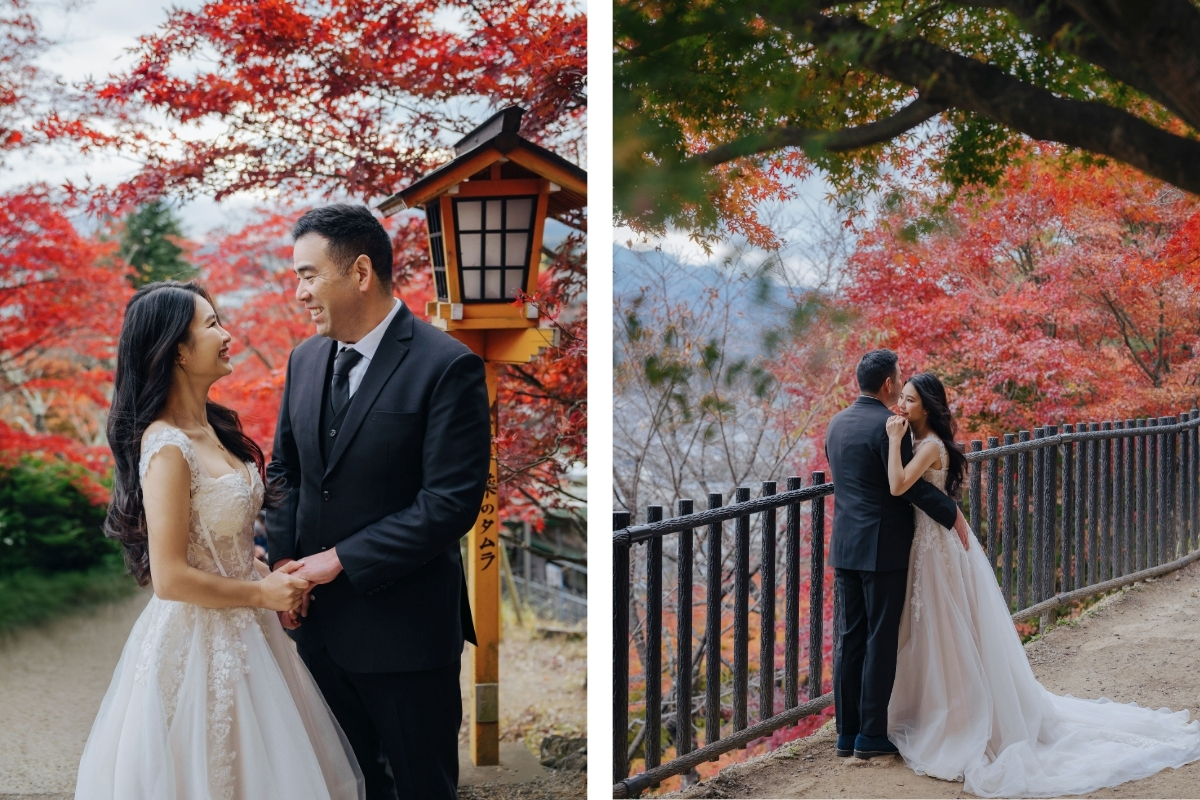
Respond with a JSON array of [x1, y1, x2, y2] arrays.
[[907, 372, 967, 500], [105, 281, 281, 586]]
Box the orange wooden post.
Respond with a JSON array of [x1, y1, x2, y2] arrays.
[[467, 362, 501, 765], [377, 105, 585, 768]]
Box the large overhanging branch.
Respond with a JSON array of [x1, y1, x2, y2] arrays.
[[685, 95, 948, 170], [762, 7, 1200, 195], [1061, 0, 1200, 130], [957, 0, 1193, 125]]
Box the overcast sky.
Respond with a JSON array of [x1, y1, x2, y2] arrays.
[[0, 0, 270, 238]]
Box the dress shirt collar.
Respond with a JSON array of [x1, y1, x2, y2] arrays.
[[338, 298, 400, 361]]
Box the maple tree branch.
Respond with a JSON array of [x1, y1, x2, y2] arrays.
[[758, 8, 1200, 194], [686, 95, 948, 170], [1098, 289, 1161, 386], [957, 0, 1195, 124]]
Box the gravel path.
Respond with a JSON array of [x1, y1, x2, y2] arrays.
[[664, 559, 1200, 799], [0, 590, 584, 799]]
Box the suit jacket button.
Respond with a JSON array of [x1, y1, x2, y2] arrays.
[[322, 490, 331, 501]]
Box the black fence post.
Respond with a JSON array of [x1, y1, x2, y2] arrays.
[[1004, 433, 1017, 607], [614, 511, 632, 784], [675, 499, 695, 761], [1148, 417, 1160, 566], [644, 505, 664, 772], [1018, 430, 1031, 610], [1108, 422, 1118, 578], [758, 482, 777, 723], [1192, 410, 1199, 552], [1034, 429, 1046, 602], [1157, 417, 1169, 565], [704, 493, 723, 747], [784, 477, 802, 709], [808, 472, 826, 702], [1074, 423, 1086, 591], [1043, 425, 1058, 599], [1100, 421, 1112, 582], [1061, 425, 1074, 592], [987, 437, 1000, 566], [732, 487, 750, 734], [1087, 422, 1099, 585], [1124, 420, 1135, 576], [1137, 418, 1148, 571], [1175, 413, 1185, 559], [969, 440, 983, 543]]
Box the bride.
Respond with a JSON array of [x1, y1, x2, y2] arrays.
[[883, 372, 1200, 798], [75, 281, 363, 800]]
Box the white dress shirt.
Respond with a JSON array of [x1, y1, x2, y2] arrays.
[[337, 298, 401, 398]]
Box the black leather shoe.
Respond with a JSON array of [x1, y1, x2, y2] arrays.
[[835, 734, 855, 757], [853, 733, 899, 759]]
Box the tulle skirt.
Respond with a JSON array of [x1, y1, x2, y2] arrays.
[[889, 520, 1200, 798], [75, 596, 364, 800]]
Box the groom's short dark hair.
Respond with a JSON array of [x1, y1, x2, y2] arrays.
[[293, 204, 393, 291], [857, 349, 899, 393]]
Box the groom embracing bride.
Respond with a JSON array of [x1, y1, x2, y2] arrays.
[[825, 349, 1200, 798], [824, 349, 969, 761]]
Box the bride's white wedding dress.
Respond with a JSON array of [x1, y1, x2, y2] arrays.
[[889, 436, 1200, 798], [75, 427, 364, 800]]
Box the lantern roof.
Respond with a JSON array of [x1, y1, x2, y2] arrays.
[[378, 106, 586, 228]]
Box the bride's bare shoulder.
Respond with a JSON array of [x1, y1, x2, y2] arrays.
[[913, 438, 945, 470]]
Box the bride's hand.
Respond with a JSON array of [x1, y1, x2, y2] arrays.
[[258, 560, 310, 612], [886, 414, 909, 439]]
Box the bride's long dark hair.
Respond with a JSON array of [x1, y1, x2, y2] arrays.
[[104, 281, 280, 586], [907, 372, 967, 500]]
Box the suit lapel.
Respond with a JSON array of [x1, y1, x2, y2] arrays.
[[298, 338, 337, 468], [323, 304, 414, 477]]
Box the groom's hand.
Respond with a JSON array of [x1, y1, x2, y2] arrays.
[[953, 508, 971, 551], [292, 548, 343, 585]]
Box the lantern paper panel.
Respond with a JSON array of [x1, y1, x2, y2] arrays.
[[453, 196, 535, 302]]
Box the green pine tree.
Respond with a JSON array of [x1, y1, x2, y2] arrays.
[[118, 200, 197, 287]]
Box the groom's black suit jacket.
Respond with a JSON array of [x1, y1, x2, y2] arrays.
[[265, 301, 491, 674], [824, 396, 959, 572]]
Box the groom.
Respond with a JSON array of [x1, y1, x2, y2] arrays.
[[265, 204, 491, 800], [824, 349, 967, 759]]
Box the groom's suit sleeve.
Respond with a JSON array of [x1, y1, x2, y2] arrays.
[[881, 429, 959, 530], [265, 350, 302, 568], [336, 351, 491, 593]]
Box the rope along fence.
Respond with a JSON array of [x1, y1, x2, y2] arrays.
[[613, 410, 1200, 798]]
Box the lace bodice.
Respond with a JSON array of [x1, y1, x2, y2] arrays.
[[916, 435, 948, 490], [139, 426, 265, 581], [911, 435, 955, 622]]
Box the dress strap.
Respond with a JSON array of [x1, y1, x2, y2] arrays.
[[140, 426, 200, 493]]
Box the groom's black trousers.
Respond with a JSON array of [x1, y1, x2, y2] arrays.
[[298, 644, 462, 800], [833, 567, 908, 740]]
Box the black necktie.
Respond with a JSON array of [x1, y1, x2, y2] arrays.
[[331, 346, 364, 416]]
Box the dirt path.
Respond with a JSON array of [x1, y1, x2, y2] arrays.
[[665, 559, 1200, 799], [0, 591, 585, 799]]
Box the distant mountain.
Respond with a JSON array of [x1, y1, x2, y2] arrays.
[[613, 244, 803, 357]]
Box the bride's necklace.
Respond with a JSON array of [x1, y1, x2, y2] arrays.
[[176, 418, 227, 452]]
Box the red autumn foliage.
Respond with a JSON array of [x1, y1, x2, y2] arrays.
[[845, 153, 1200, 437], [70, 0, 586, 211]]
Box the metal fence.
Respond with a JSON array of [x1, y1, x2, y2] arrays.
[[506, 574, 588, 625], [613, 409, 1200, 797]]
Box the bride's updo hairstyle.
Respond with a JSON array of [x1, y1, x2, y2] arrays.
[[907, 372, 967, 500], [104, 281, 280, 586]]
